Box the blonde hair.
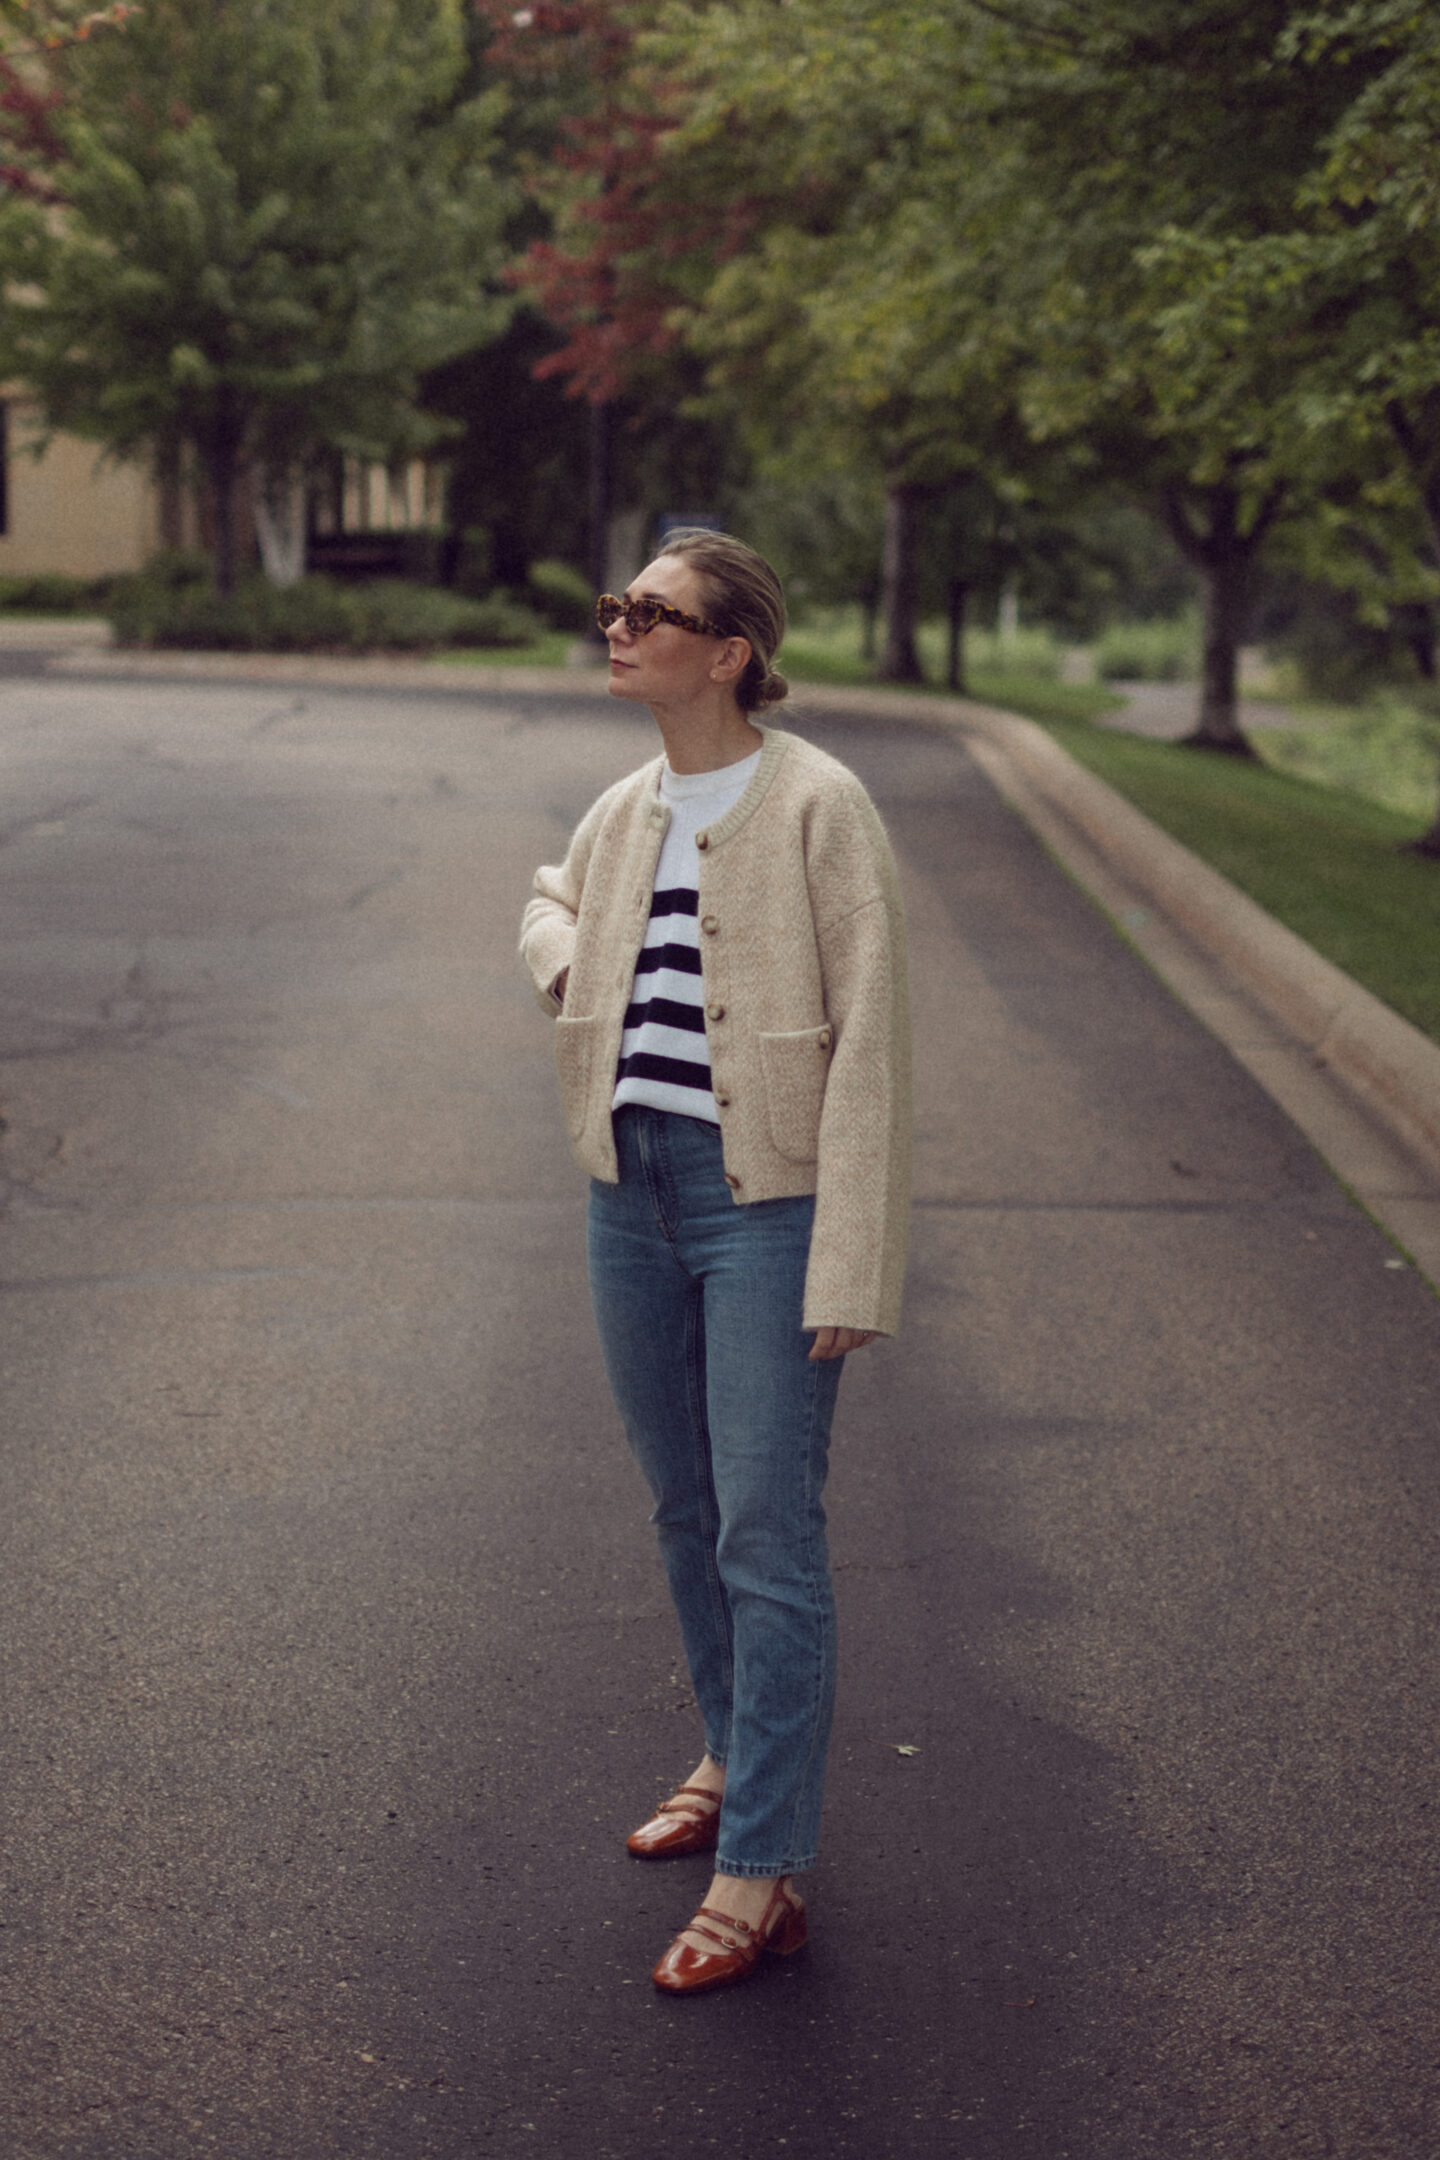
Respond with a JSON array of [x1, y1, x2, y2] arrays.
[[657, 528, 789, 714]]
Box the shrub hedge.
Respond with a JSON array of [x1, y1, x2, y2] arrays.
[[0, 572, 114, 612], [526, 558, 593, 633], [108, 570, 544, 652], [1093, 612, 1201, 682]]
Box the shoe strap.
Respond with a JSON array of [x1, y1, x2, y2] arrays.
[[684, 1884, 800, 1955], [688, 1907, 756, 1950], [744, 1882, 801, 1941], [656, 1785, 722, 1818]]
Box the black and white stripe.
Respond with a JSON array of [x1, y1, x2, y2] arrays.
[[611, 746, 760, 1124], [613, 888, 715, 1116]]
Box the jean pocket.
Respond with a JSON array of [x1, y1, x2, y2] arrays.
[[758, 1025, 832, 1162], [554, 1013, 599, 1141]]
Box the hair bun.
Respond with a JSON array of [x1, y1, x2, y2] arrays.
[[758, 669, 790, 707]]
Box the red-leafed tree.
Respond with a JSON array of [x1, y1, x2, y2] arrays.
[[480, 1, 730, 403], [0, 4, 132, 198], [477, 0, 761, 590], [0, 59, 63, 196]]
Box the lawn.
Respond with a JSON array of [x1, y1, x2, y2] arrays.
[[1252, 690, 1439, 824], [424, 628, 575, 668], [777, 613, 1121, 726], [1043, 719, 1440, 1046]]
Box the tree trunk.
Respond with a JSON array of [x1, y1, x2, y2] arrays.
[[214, 456, 237, 594], [1402, 683, 1440, 860], [859, 572, 879, 662], [879, 479, 924, 683], [1159, 480, 1274, 758], [1383, 409, 1440, 854], [946, 576, 968, 693], [586, 399, 612, 649], [203, 432, 243, 594], [1394, 601, 1436, 682], [254, 464, 307, 587], [1407, 793, 1440, 857], [155, 434, 185, 553], [1190, 550, 1254, 754]]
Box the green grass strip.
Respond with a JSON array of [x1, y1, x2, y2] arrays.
[[425, 629, 575, 668], [1039, 719, 1440, 1046], [780, 639, 1121, 726]]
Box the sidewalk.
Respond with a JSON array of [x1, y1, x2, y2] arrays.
[[0, 613, 113, 647], [1095, 678, 1304, 739]]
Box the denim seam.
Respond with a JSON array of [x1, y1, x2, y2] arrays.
[[714, 1357, 835, 1880], [684, 1282, 736, 1732], [786, 1356, 834, 1870]]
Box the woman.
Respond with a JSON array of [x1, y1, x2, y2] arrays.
[[520, 530, 910, 1994]]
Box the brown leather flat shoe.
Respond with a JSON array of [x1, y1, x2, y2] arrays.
[[650, 1878, 807, 1995], [626, 1783, 723, 1859]]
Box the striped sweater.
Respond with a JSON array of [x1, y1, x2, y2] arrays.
[[613, 749, 760, 1121]]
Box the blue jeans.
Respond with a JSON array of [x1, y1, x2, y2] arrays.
[[587, 1106, 843, 1878]]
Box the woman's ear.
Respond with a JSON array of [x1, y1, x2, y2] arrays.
[[709, 635, 752, 686]]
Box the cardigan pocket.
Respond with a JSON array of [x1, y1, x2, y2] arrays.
[[758, 1025, 832, 1162], [554, 1014, 600, 1141]]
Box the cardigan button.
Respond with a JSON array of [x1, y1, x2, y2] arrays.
[[818, 1027, 833, 1049], [696, 830, 709, 850], [715, 1091, 731, 1108], [724, 1171, 742, 1191], [701, 914, 719, 935], [706, 1000, 725, 1021]]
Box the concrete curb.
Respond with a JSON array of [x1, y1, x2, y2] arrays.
[[956, 699, 1440, 1176], [50, 648, 614, 695]]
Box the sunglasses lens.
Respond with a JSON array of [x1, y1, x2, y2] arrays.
[[595, 596, 620, 629]]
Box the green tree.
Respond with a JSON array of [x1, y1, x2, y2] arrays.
[[483, 0, 755, 597], [0, 1, 132, 51], [649, 1, 1369, 733], [1138, 2, 1440, 841], [645, 1, 1061, 681], [1, 0, 512, 588], [510, 0, 1440, 750]]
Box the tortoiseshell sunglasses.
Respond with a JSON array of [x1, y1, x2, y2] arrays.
[[595, 592, 727, 639]]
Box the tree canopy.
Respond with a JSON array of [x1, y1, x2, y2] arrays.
[[0, 0, 514, 586]]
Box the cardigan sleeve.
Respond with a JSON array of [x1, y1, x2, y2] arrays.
[[518, 787, 610, 1013], [803, 806, 913, 1336]]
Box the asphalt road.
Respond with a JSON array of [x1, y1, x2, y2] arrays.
[[2, 671, 1437, 2160]]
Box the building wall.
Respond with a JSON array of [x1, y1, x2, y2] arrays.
[[0, 397, 446, 581], [0, 401, 160, 578]]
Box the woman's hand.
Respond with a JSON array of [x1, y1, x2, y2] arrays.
[[808, 1326, 878, 1362]]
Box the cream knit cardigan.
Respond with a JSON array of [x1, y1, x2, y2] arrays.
[[520, 725, 912, 1336]]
